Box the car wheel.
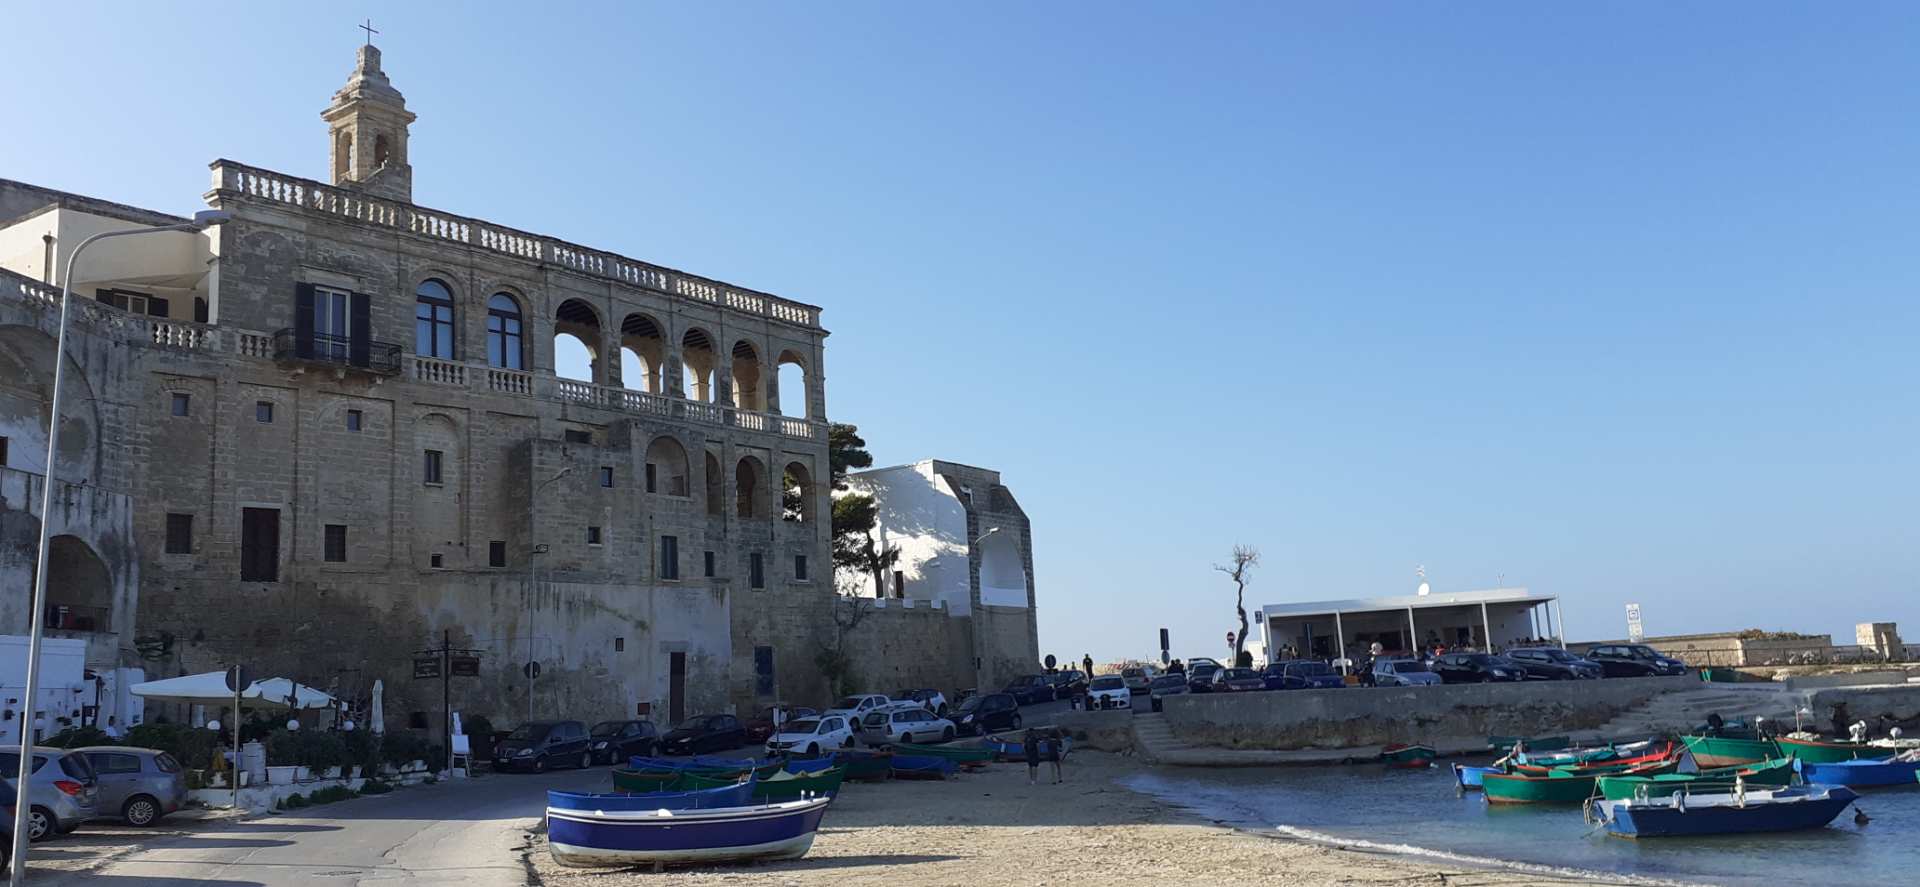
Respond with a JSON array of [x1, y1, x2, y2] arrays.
[[532, 755, 547, 773], [578, 752, 591, 769], [1011, 714, 1022, 729], [806, 743, 820, 756], [124, 795, 162, 827], [943, 726, 955, 741], [27, 806, 55, 842], [900, 733, 912, 745]]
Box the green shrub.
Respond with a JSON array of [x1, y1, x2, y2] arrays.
[[265, 729, 349, 769], [422, 774, 437, 785], [126, 723, 218, 770], [340, 730, 383, 774], [308, 785, 355, 805], [380, 732, 434, 768], [43, 726, 114, 748], [279, 792, 309, 809], [358, 779, 394, 795]]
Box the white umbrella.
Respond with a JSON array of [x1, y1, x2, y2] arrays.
[[130, 671, 336, 710], [370, 679, 385, 734]]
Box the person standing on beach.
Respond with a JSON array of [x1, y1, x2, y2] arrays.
[[1023, 728, 1043, 785], [1047, 727, 1067, 784]]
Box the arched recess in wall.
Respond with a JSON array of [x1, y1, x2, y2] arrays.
[[553, 299, 601, 383], [620, 313, 666, 394], [978, 531, 1029, 608], [776, 350, 809, 418], [781, 462, 814, 523], [730, 341, 763, 411], [0, 324, 101, 484], [681, 328, 717, 402], [413, 413, 464, 567], [44, 534, 114, 630], [735, 455, 766, 518], [644, 436, 690, 497], [704, 452, 723, 516]]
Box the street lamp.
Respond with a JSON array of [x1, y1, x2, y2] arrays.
[[11, 210, 228, 885]]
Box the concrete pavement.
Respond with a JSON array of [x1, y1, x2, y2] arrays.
[[31, 765, 609, 887]]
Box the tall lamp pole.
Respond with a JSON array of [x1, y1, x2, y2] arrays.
[[11, 210, 228, 886]]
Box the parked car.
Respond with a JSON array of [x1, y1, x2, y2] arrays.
[[1147, 674, 1189, 711], [0, 748, 98, 841], [1048, 670, 1089, 699], [1371, 657, 1442, 687], [744, 706, 818, 743], [894, 689, 951, 717], [1431, 653, 1525, 683], [585, 720, 659, 765], [659, 714, 746, 755], [1120, 666, 1158, 694], [494, 720, 593, 772], [1003, 675, 1057, 705], [1585, 644, 1688, 677], [859, 707, 958, 746], [1502, 647, 1602, 680], [76, 746, 185, 826], [1263, 660, 1345, 690], [822, 694, 892, 733], [954, 692, 1023, 735], [1210, 667, 1266, 692], [0, 787, 11, 868], [1087, 675, 1132, 709], [765, 715, 855, 756], [1186, 661, 1223, 693]]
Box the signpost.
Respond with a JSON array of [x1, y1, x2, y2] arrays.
[[223, 665, 251, 811], [1158, 628, 1170, 665], [1626, 603, 1644, 643], [414, 631, 483, 775]]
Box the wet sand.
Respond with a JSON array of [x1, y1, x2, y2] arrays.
[[527, 751, 1641, 886]]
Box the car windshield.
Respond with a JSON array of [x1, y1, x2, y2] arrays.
[[1220, 668, 1256, 679], [957, 696, 984, 712], [1090, 676, 1125, 689], [590, 721, 625, 737], [1151, 676, 1185, 688], [1289, 663, 1330, 676], [1389, 660, 1429, 673], [785, 719, 821, 734], [1624, 646, 1661, 660], [1191, 664, 1218, 675], [677, 715, 716, 729], [1123, 668, 1144, 677], [506, 723, 552, 741]]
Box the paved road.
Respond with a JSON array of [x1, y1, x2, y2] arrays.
[[34, 767, 608, 887]]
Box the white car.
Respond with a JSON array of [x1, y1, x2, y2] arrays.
[[858, 706, 958, 746], [765, 715, 854, 757], [1087, 675, 1132, 709], [1120, 666, 1158, 694], [821, 694, 891, 731]]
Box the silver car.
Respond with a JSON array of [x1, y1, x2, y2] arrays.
[[0, 747, 100, 841], [77, 746, 187, 826], [1372, 658, 1442, 687]]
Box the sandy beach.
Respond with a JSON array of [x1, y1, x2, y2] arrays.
[[527, 751, 1645, 886]]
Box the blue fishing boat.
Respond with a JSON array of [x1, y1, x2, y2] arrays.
[[1593, 784, 1859, 838], [549, 782, 755, 812], [782, 757, 838, 774], [547, 797, 833, 867], [889, 754, 959, 779], [1452, 763, 1503, 790], [1797, 756, 1920, 788]]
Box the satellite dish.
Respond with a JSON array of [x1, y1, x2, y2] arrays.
[[1417, 581, 1431, 596]]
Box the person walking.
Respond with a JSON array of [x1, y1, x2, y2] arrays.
[[1047, 727, 1067, 784], [1023, 728, 1043, 785], [1082, 654, 1094, 677]]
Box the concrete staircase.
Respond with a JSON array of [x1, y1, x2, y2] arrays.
[[1569, 683, 1794, 742], [1128, 710, 1486, 766]]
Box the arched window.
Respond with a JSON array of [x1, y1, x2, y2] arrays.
[[735, 456, 765, 518], [374, 134, 391, 167], [776, 350, 809, 418], [645, 436, 690, 497], [681, 329, 717, 402], [781, 462, 814, 522], [486, 294, 524, 370], [554, 299, 602, 383], [621, 314, 665, 393], [415, 279, 455, 358]]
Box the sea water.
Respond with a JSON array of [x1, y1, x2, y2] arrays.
[[1122, 760, 1920, 886]]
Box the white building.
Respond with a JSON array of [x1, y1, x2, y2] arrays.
[[1255, 587, 1563, 664]]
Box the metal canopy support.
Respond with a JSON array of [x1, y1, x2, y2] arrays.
[[1333, 611, 1347, 675], [1480, 601, 1492, 652], [1406, 606, 1417, 654]]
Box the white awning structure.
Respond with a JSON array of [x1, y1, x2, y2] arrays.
[[130, 671, 335, 710], [1255, 587, 1565, 668]]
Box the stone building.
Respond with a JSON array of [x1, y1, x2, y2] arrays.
[[0, 44, 847, 734]]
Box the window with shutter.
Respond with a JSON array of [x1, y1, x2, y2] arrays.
[[240, 508, 280, 582]]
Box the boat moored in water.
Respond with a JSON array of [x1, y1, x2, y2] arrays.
[[1595, 757, 1795, 801], [1591, 783, 1858, 838], [1380, 744, 1437, 769], [1796, 755, 1920, 788]]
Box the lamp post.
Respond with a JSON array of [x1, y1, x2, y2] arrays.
[[10, 210, 228, 886]]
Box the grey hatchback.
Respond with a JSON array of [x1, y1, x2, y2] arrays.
[[0, 747, 99, 841], [77, 747, 186, 826]]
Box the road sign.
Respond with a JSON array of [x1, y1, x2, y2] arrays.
[[1626, 603, 1644, 643], [1042, 654, 1056, 671], [450, 655, 480, 677], [1226, 631, 1236, 648], [414, 656, 441, 679], [523, 660, 542, 680], [224, 665, 253, 693]]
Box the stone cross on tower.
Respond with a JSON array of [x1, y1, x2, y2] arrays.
[[321, 39, 415, 202]]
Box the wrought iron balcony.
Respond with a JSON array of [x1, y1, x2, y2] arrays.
[[272, 329, 402, 375]]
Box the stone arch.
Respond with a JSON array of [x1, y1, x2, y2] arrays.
[[644, 435, 690, 497], [554, 299, 601, 382], [776, 349, 809, 418], [374, 133, 391, 168], [781, 461, 814, 523], [0, 324, 101, 484], [680, 328, 717, 402], [486, 291, 527, 370], [620, 313, 667, 394], [704, 451, 723, 516], [334, 128, 352, 180], [730, 340, 763, 411], [45, 534, 113, 631], [979, 531, 1029, 608], [735, 455, 766, 519]]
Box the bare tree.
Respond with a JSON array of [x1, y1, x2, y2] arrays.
[[817, 572, 877, 696], [1214, 545, 1260, 666]]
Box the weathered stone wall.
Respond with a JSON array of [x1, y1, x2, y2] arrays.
[[1161, 677, 1694, 750], [839, 602, 973, 702]]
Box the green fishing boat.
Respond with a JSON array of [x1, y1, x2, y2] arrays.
[[837, 751, 894, 781], [1774, 735, 1876, 764], [754, 766, 846, 800], [1679, 735, 1780, 769], [1595, 757, 1795, 801], [1488, 735, 1572, 752], [610, 767, 682, 792], [671, 771, 755, 791], [894, 742, 997, 764], [1484, 759, 1676, 804]]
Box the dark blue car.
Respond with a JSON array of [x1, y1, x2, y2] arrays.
[[1261, 660, 1345, 690]]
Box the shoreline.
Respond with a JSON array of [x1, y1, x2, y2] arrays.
[[526, 751, 1665, 886]]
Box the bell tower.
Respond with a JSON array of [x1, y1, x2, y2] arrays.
[[321, 42, 416, 203]]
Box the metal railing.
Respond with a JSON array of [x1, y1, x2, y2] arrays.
[[272, 329, 403, 375]]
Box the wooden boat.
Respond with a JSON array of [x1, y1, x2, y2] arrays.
[[894, 741, 997, 763], [550, 783, 755, 811], [1380, 744, 1436, 769], [889, 754, 959, 780], [1513, 742, 1676, 776], [754, 766, 846, 800], [1796, 755, 1920, 787], [1776, 735, 1879, 764], [1452, 763, 1503, 790], [1593, 784, 1858, 838], [781, 757, 839, 774], [983, 732, 1075, 762], [1488, 735, 1571, 752], [612, 767, 684, 793], [1596, 758, 1796, 801], [547, 796, 833, 867], [831, 749, 894, 781], [1485, 760, 1676, 804], [1679, 735, 1780, 770], [672, 771, 757, 791]]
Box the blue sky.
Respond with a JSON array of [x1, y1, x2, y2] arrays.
[[7, 4, 1916, 664]]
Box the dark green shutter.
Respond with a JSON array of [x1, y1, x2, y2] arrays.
[[294, 284, 316, 359]]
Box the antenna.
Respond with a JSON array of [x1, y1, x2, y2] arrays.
[[1415, 564, 1430, 596]]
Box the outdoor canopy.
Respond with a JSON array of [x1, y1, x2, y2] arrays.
[[130, 671, 336, 710]]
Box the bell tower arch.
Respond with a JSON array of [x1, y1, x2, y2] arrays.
[[321, 43, 416, 202]]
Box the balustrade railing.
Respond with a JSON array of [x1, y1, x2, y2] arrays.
[[488, 368, 534, 396], [409, 355, 467, 387]]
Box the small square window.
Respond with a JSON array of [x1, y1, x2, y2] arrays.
[[587, 526, 603, 546], [795, 554, 809, 582], [599, 466, 614, 488], [324, 524, 347, 562], [170, 393, 191, 417], [164, 513, 193, 554], [614, 637, 625, 653], [346, 409, 363, 431], [704, 550, 715, 578], [488, 540, 506, 568], [564, 429, 592, 444], [430, 553, 443, 568], [255, 401, 273, 423], [423, 449, 444, 485], [750, 553, 765, 590]]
